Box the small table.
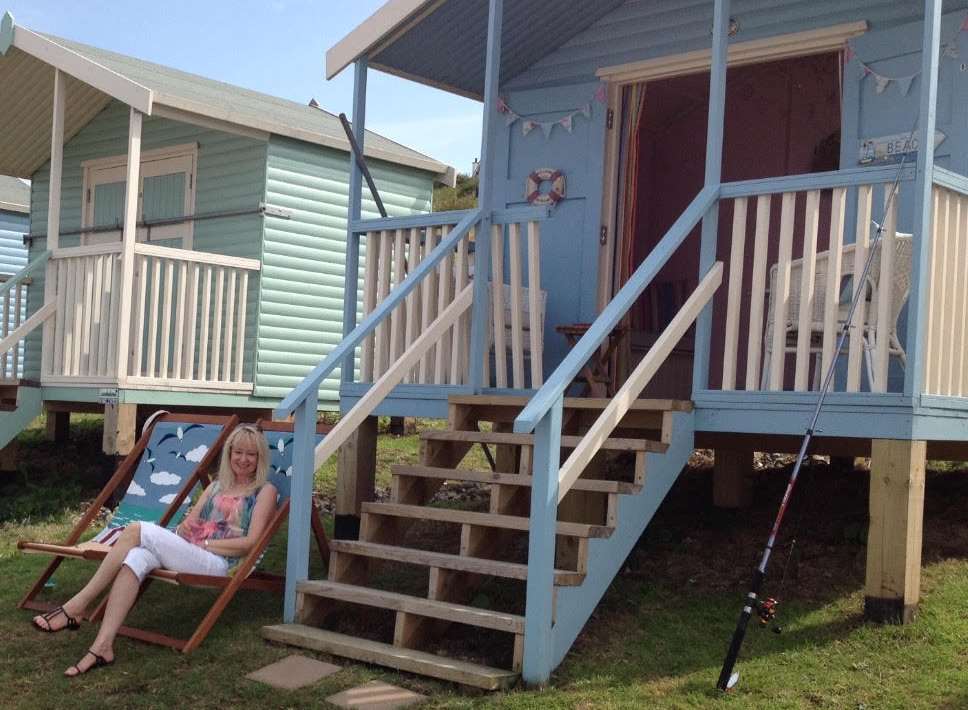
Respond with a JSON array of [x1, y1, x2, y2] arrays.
[[555, 323, 627, 397]]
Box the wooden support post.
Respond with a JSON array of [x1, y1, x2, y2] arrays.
[[713, 449, 753, 509], [864, 439, 926, 623], [45, 410, 69, 442], [335, 414, 377, 539], [102, 402, 137, 455]]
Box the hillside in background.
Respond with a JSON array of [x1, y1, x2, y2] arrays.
[[433, 173, 478, 211]]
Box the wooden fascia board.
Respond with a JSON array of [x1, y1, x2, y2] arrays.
[[4, 17, 153, 114], [153, 94, 449, 177], [325, 0, 436, 80], [597, 20, 869, 84], [0, 200, 28, 214]]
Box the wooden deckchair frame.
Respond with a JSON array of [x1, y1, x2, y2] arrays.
[[18, 412, 238, 614], [20, 418, 332, 653]]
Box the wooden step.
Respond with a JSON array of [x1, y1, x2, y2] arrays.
[[392, 464, 640, 495], [298, 580, 524, 634], [329, 539, 585, 586], [448, 394, 693, 412], [362, 502, 613, 538], [262, 624, 519, 690], [421, 429, 668, 453]]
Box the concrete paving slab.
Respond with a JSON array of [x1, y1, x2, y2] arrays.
[[325, 680, 426, 709], [245, 654, 341, 690]]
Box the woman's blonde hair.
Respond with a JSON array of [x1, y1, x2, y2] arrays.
[[216, 424, 270, 493]]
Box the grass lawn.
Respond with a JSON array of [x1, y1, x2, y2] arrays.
[[0, 416, 965, 709]]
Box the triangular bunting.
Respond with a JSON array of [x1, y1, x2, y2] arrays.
[[522, 120, 537, 136], [861, 64, 873, 79], [961, 14, 968, 31], [580, 103, 591, 119], [540, 121, 554, 139], [594, 83, 607, 103], [505, 111, 519, 127], [874, 75, 891, 94], [560, 115, 573, 133], [896, 75, 916, 97]]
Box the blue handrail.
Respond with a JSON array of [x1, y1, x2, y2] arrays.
[[275, 208, 482, 418], [513, 185, 718, 434]]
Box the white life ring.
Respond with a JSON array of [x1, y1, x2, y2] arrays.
[[526, 168, 566, 206]]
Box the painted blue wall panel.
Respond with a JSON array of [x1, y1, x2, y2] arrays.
[[488, 81, 607, 373], [507, 0, 968, 90], [0, 209, 27, 275]]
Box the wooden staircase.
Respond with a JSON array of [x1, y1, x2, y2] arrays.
[[263, 395, 694, 689]]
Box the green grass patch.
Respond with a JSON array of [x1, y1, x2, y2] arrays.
[[0, 416, 965, 708]]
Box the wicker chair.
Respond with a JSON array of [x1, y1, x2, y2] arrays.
[[762, 232, 912, 391]]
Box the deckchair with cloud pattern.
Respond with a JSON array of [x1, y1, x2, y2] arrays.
[[93, 419, 332, 653], [18, 413, 237, 613]]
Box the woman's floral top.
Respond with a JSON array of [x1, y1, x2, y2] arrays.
[[181, 482, 261, 554]]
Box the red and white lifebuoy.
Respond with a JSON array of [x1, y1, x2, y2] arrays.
[[526, 168, 566, 206]]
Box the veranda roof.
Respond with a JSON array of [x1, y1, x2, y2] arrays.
[[0, 11, 451, 180], [325, 0, 628, 96]]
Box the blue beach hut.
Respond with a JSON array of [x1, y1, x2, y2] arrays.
[[266, 0, 968, 689]]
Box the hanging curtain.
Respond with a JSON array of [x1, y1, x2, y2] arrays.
[[610, 83, 648, 383]]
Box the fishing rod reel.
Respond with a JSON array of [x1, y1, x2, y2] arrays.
[[756, 596, 782, 633]]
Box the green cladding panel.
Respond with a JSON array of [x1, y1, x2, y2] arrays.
[[26, 101, 267, 382], [257, 135, 435, 402]]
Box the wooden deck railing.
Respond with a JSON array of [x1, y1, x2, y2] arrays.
[[924, 168, 968, 396], [41, 243, 260, 391], [0, 253, 53, 378], [126, 244, 260, 391], [360, 218, 473, 386], [0, 272, 31, 379], [357, 212, 545, 389], [715, 167, 915, 394]]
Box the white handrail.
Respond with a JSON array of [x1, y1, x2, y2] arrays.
[[312, 283, 474, 470], [0, 302, 56, 357], [133, 243, 261, 271], [556, 263, 723, 501]]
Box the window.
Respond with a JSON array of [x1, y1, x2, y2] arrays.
[[81, 143, 198, 248]]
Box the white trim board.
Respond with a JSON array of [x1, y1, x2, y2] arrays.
[[326, 0, 435, 80], [1, 12, 153, 114], [597, 21, 868, 84]]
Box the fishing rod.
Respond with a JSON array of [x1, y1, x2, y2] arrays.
[[715, 121, 918, 692]]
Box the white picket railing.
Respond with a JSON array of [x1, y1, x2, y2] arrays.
[[126, 244, 260, 391], [716, 174, 912, 394], [41, 243, 260, 391], [45, 243, 125, 382]]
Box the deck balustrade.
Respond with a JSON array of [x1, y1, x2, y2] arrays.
[[357, 213, 544, 389], [715, 168, 915, 394], [39, 243, 260, 391]]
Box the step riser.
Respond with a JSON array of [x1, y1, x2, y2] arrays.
[[261, 625, 519, 690]]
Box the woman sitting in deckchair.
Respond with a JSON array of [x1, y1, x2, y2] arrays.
[[32, 424, 278, 677]]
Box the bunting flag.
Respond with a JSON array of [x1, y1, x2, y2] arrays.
[[848, 13, 968, 96], [497, 85, 606, 140]]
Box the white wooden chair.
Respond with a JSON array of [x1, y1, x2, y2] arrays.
[[763, 232, 912, 390], [487, 282, 547, 389]]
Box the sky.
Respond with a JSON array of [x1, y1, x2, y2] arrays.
[[3, 1, 483, 174]]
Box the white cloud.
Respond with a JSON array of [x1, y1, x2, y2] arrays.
[[150, 471, 181, 486], [127, 481, 146, 497], [158, 493, 177, 505], [184, 445, 208, 463]]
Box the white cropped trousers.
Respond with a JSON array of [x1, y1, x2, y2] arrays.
[[122, 522, 229, 582]]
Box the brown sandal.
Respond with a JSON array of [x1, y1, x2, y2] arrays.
[[66, 649, 114, 677], [32, 606, 79, 633]]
